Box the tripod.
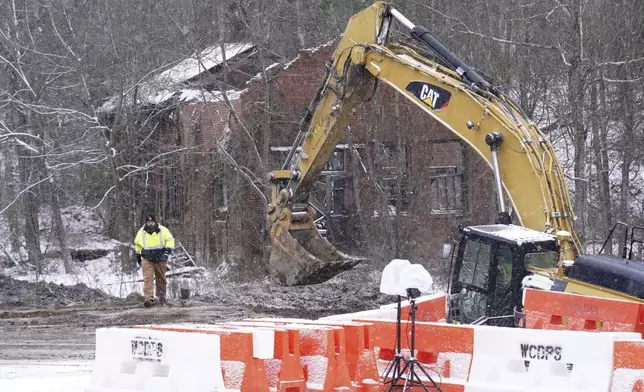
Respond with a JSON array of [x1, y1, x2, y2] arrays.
[[381, 293, 443, 392]]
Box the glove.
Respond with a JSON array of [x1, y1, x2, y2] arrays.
[[136, 254, 142, 266], [156, 248, 171, 262]]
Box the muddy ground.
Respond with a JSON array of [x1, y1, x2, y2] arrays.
[[0, 263, 397, 361]]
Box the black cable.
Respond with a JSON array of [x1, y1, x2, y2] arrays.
[[405, 307, 411, 352], [405, 300, 444, 391], [418, 362, 444, 387]]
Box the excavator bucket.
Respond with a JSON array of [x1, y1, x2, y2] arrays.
[[269, 224, 364, 286]]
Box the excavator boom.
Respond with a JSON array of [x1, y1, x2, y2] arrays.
[[267, 1, 579, 286]]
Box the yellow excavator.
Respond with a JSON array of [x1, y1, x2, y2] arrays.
[[266, 1, 644, 322]]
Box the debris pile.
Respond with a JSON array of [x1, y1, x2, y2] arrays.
[[0, 274, 112, 309], [203, 264, 398, 319]]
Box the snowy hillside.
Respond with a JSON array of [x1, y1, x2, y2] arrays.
[[0, 207, 208, 300]]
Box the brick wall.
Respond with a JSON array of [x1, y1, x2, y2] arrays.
[[161, 100, 242, 266], [178, 100, 241, 150]]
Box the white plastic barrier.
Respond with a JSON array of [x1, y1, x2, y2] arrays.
[[85, 327, 225, 392], [128, 323, 275, 360], [126, 323, 275, 391], [612, 368, 644, 392], [465, 325, 640, 392]]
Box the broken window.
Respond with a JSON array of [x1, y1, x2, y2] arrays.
[[271, 147, 346, 172], [270, 145, 359, 217], [214, 175, 228, 212], [166, 155, 183, 219], [374, 143, 409, 214], [324, 150, 345, 172], [430, 165, 464, 214], [329, 177, 347, 214]]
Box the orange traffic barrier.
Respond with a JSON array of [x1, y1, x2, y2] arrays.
[[611, 340, 644, 391], [271, 328, 307, 392], [356, 319, 472, 392], [241, 319, 380, 391], [341, 323, 379, 390], [523, 288, 642, 333], [219, 322, 307, 391], [296, 325, 353, 392], [404, 294, 447, 322], [637, 304, 644, 336], [133, 324, 271, 392], [376, 294, 447, 324], [229, 321, 356, 392]]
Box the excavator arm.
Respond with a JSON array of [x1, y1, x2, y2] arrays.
[[267, 1, 580, 286]]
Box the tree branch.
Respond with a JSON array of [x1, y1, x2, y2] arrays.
[[0, 175, 54, 215]]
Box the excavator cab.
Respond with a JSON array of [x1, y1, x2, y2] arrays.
[[447, 222, 644, 326], [448, 224, 560, 326]]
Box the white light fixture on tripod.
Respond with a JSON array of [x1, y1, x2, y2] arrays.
[[380, 259, 434, 297], [398, 263, 434, 298], [379, 259, 442, 392], [380, 259, 412, 296]]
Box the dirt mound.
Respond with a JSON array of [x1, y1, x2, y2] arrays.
[[0, 274, 112, 309], [199, 262, 395, 319]]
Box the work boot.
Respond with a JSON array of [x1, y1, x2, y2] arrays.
[[144, 298, 156, 308]]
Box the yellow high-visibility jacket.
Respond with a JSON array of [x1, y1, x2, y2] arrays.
[[134, 225, 175, 262]]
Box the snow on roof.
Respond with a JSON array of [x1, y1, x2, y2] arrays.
[[469, 224, 556, 245], [153, 43, 255, 87], [300, 40, 334, 54], [283, 40, 335, 71], [245, 62, 282, 85], [265, 62, 283, 72], [177, 88, 247, 103], [282, 55, 300, 71], [99, 43, 255, 112]]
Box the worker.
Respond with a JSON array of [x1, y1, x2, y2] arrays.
[[134, 214, 175, 307], [496, 245, 514, 292]]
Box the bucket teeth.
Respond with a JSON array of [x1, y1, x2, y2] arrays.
[[269, 226, 363, 286]]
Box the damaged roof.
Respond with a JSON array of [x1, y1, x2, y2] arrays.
[[99, 43, 256, 112]]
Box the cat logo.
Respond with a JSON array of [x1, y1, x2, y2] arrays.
[[406, 81, 451, 111]]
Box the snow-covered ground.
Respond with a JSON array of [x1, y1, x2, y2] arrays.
[[1, 206, 212, 300], [4, 254, 212, 301], [5, 255, 143, 298], [0, 361, 91, 392]]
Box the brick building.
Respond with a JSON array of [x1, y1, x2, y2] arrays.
[[102, 42, 497, 275]]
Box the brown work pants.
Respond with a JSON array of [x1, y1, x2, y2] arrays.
[[142, 257, 167, 301]]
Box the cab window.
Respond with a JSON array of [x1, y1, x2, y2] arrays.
[[495, 245, 513, 290], [458, 240, 491, 290], [524, 251, 559, 269]]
